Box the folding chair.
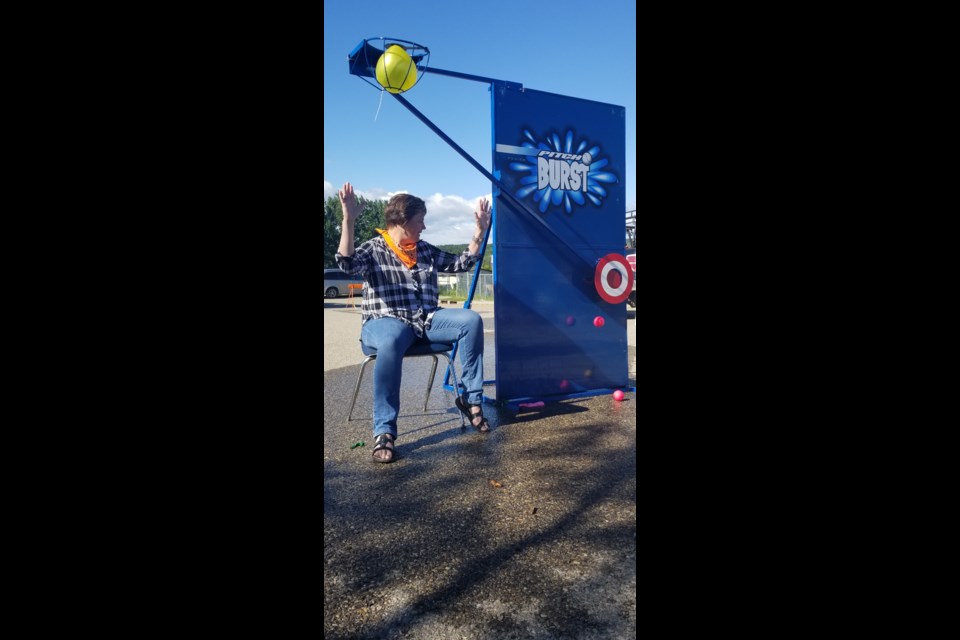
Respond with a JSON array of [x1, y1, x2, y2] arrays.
[[346, 339, 465, 426]]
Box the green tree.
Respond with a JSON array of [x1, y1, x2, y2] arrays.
[[354, 198, 385, 246], [323, 195, 386, 267], [323, 196, 341, 268], [436, 243, 492, 271], [481, 252, 492, 271]]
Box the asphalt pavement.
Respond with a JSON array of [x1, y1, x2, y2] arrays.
[[324, 298, 637, 639]]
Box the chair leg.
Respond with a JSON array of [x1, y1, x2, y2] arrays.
[[424, 355, 438, 411], [443, 354, 466, 427], [347, 356, 376, 421]]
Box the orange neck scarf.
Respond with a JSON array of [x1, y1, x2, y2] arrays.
[[376, 228, 418, 268]]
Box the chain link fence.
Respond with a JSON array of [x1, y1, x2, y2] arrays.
[[439, 272, 494, 301]]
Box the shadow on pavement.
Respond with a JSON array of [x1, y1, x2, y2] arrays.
[[325, 299, 359, 309], [324, 359, 636, 639]]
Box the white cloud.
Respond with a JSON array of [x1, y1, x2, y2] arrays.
[[324, 181, 396, 201], [324, 180, 405, 204], [421, 192, 492, 246], [325, 178, 633, 246], [323, 180, 336, 201], [360, 187, 405, 201], [324, 178, 490, 245]]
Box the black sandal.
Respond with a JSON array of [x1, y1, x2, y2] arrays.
[[372, 433, 396, 463], [455, 396, 491, 433]]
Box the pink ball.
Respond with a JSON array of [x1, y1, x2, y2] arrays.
[[593, 316, 605, 328], [613, 390, 625, 401]]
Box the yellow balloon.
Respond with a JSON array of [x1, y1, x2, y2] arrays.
[[375, 44, 417, 94]]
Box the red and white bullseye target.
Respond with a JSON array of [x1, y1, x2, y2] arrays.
[[594, 253, 634, 304]]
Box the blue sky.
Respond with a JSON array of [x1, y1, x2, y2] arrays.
[[323, 0, 636, 245]]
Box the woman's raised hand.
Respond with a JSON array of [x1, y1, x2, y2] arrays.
[[338, 182, 361, 223], [475, 198, 491, 231]]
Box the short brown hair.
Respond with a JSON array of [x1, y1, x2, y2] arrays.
[[384, 193, 426, 227]]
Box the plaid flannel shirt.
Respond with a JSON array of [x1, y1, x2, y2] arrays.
[[335, 236, 480, 337]]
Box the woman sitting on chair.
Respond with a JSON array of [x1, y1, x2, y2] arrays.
[[335, 182, 492, 463]]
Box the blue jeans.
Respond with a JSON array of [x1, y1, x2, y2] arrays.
[[360, 309, 484, 439]]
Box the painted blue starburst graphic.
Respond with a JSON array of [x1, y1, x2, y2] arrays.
[[504, 128, 618, 214]]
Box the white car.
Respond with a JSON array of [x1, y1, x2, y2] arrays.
[[324, 268, 365, 298]]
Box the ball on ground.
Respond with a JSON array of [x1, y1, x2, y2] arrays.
[[593, 316, 605, 328], [613, 390, 625, 401]]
